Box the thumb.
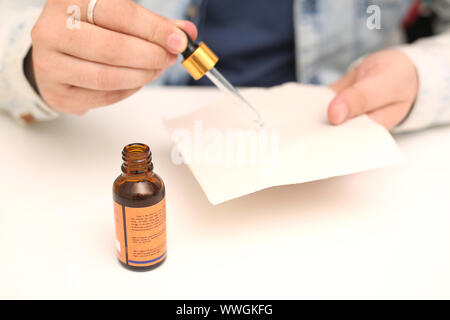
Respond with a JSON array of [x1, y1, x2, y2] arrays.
[[328, 76, 394, 125], [171, 20, 198, 41]]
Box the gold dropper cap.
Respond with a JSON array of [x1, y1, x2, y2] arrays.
[[179, 32, 265, 127], [181, 40, 219, 80]]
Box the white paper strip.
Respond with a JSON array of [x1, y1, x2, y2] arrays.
[[165, 83, 403, 205]]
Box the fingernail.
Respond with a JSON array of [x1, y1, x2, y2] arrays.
[[167, 29, 187, 53], [333, 103, 348, 124]]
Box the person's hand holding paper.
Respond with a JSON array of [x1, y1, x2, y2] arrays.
[[165, 83, 402, 205], [328, 50, 419, 130]]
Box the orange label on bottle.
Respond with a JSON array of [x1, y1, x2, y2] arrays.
[[113, 198, 167, 267]]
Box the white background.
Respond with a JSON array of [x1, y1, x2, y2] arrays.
[[1, 87, 449, 299]]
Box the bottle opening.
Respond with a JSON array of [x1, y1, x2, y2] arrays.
[[121, 143, 153, 174]]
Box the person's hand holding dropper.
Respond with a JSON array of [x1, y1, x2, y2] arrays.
[[28, 0, 197, 115]]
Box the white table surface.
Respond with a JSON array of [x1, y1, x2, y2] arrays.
[[1, 87, 450, 299]]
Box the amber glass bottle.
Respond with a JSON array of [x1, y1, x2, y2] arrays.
[[113, 143, 167, 271]]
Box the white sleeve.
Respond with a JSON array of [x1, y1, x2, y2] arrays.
[[0, 4, 59, 124], [393, 32, 450, 133]]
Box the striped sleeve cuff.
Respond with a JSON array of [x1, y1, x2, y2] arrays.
[[0, 7, 59, 124], [393, 34, 450, 133]]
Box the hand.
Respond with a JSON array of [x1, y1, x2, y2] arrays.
[[30, 0, 197, 115], [327, 49, 419, 130]]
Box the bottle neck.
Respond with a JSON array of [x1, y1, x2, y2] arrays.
[[121, 143, 154, 175]]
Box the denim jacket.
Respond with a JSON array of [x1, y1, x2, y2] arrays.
[[1, 0, 450, 132]]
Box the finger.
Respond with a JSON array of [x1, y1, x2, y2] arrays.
[[67, 86, 141, 114], [41, 52, 162, 91], [171, 20, 198, 41], [57, 21, 177, 70], [328, 76, 398, 125], [329, 69, 357, 93], [50, 85, 141, 115], [84, 0, 191, 53]]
